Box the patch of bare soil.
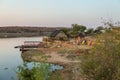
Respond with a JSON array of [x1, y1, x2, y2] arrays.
[[45, 52, 81, 65], [22, 44, 90, 66]]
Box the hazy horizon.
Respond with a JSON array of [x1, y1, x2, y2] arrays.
[[0, 0, 120, 28]]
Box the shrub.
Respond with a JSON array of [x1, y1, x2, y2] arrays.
[[16, 62, 51, 80], [80, 28, 120, 80]]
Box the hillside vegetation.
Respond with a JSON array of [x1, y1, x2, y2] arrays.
[[0, 26, 67, 38], [80, 27, 120, 80]]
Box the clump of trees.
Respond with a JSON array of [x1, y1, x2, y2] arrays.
[[62, 24, 87, 37], [70, 24, 86, 37], [80, 27, 120, 80], [62, 24, 107, 38], [72, 24, 86, 32]]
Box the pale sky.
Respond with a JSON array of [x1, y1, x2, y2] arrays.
[[0, 0, 120, 28]]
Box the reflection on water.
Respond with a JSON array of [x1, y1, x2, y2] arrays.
[[16, 62, 63, 80], [0, 37, 64, 80], [0, 37, 42, 80]]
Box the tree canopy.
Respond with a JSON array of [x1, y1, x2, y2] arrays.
[[72, 24, 86, 32]]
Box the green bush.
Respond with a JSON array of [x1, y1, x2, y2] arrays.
[[16, 62, 51, 80]]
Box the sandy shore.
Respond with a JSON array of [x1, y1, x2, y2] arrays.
[[21, 45, 91, 66]]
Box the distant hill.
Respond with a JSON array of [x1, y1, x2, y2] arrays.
[[0, 26, 70, 38], [0, 26, 68, 33]]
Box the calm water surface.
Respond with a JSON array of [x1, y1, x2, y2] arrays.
[[0, 37, 42, 80]]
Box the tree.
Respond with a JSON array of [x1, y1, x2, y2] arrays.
[[72, 24, 86, 32], [70, 24, 86, 37], [86, 28, 94, 35], [103, 20, 114, 28], [96, 26, 105, 30], [61, 28, 71, 37]]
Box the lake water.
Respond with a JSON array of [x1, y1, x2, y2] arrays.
[[0, 37, 63, 80]]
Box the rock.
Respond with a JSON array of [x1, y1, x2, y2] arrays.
[[4, 68, 8, 70]]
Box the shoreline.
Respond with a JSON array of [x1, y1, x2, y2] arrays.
[[21, 45, 91, 66], [21, 46, 89, 80]]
